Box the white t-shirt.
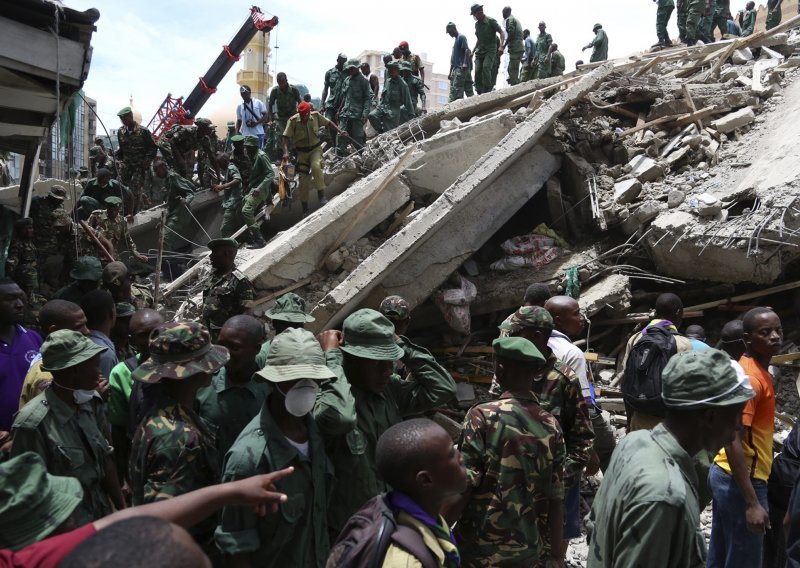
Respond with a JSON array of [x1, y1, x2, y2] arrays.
[[237, 98, 267, 136], [285, 436, 310, 458], [548, 329, 593, 402]]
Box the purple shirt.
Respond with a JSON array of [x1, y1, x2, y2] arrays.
[[0, 325, 43, 430]]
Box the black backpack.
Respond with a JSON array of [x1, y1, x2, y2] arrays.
[[622, 326, 678, 417], [326, 494, 437, 568]]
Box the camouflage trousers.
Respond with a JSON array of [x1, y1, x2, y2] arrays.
[[368, 106, 401, 134], [474, 49, 497, 94], [520, 62, 535, 82], [464, 69, 475, 96], [656, 1, 675, 43], [120, 165, 147, 213], [449, 67, 467, 102], [507, 49, 524, 85], [684, 0, 705, 43]]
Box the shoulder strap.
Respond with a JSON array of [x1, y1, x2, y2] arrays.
[[15, 395, 50, 429], [124, 355, 140, 372], [391, 525, 439, 568]]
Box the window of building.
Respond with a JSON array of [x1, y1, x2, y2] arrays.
[[438, 95, 448, 105], [438, 80, 449, 90]]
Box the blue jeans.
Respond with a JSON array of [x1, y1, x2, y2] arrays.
[[708, 463, 769, 568], [257, 133, 265, 148], [564, 477, 582, 539]]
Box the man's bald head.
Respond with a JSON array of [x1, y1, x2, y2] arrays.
[[130, 309, 163, 330], [544, 295, 585, 336], [129, 309, 164, 354], [719, 319, 745, 361], [654, 293, 683, 325], [221, 314, 266, 342]]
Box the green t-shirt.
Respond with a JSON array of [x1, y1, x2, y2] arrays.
[[109, 357, 137, 427]]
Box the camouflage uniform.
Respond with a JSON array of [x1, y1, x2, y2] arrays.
[[161, 169, 196, 253], [117, 119, 158, 213], [368, 67, 415, 134], [29, 191, 73, 291], [87, 209, 141, 260], [6, 236, 39, 298], [157, 124, 198, 180], [201, 268, 255, 342], [400, 65, 426, 120], [80, 178, 132, 219], [455, 391, 566, 566], [195, 119, 219, 188], [131, 282, 154, 309], [195, 366, 270, 460], [218, 162, 244, 238], [533, 31, 553, 79], [11, 331, 115, 526], [240, 137, 275, 231]]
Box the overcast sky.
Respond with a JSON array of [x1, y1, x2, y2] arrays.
[[71, 0, 694, 134]]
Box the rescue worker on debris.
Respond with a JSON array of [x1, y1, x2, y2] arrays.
[[502, 6, 525, 85], [194, 118, 219, 189], [116, 107, 158, 214], [87, 196, 148, 263], [212, 151, 244, 239], [368, 61, 415, 134], [470, 4, 505, 93], [335, 58, 374, 157], [267, 72, 302, 159], [400, 61, 426, 118], [152, 159, 196, 258], [200, 238, 255, 343], [583, 23, 609, 62], [321, 53, 348, 129], [241, 135, 275, 249], [256, 292, 316, 368]]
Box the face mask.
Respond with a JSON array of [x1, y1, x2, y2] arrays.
[[53, 381, 96, 405], [279, 379, 320, 417]]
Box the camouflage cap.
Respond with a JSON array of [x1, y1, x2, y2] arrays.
[[256, 328, 336, 383], [104, 196, 123, 206], [207, 237, 239, 250], [70, 255, 103, 281], [0, 452, 83, 550], [243, 135, 260, 147], [132, 321, 230, 383], [265, 292, 315, 323], [227, 121, 236, 127], [662, 349, 756, 409], [117, 106, 133, 117], [115, 302, 136, 318], [41, 329, 107, 372], [230, 134, 245, 143], [89, 146, 103, 157], [102, 261, 128, 286], [492, 336, 545, 365], [470, 3, 484, 14], [498, 306, 554, 336], [344, 58, 360, 70], [340, 308, 404, 361], [379, 295, 410, 321], [48, 185, 69, 201], [195, 117, 213, 127]]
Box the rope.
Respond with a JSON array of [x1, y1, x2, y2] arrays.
[[163, 225, 204, 248], [183, 203, 211, 241]]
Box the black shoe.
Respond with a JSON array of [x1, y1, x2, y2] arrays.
[[301, 202, 310, 218], [317, 190, 328, 205], [246, 228, 267, 249]]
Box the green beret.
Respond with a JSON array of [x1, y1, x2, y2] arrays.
[[662, 349, 756, 409], [104, 196, 123, 206], [117, 106, 132, 117], [230, 134, 245, 143], [243, 135, 260, 147], [492, 336, 545, 364], [207, 237, 239, 250]]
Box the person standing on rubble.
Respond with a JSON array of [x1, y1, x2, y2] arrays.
[[521, 28, 535, 81], [212, 151, 244, 239], [470, 4, 505, 94], [685, 0, 708, 43], [501, 6, 525, 85], [654, 0, 676, 48], [583, 23, 609, 62], [335, 59, 374, 157], [368, 61, 415, 133], [549, 44, 566, 76], [360, 63, 380, 102], [708, 307, 783, 568], [533, 21, 553, 79], [116, 107, 157, 215], [399, 41, 426, 85], [400, 61, 426, 118], [266, 72, 302, 159], [766, 0, 783, 29], [586, 349, 755, 567], [321, 54, 348, 135], [240, 135, 274, 249], [447, 22, 471, 101], [236, 85, 268, 149], [200, 238, 255, 344], [677, 0, 689, 42], [152, 159, 196, 258]]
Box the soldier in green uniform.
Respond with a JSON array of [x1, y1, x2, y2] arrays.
[[223, 121, 237, 152], [583, 23, 609, 62], [230, 134, 251, 190], [212, 151, 244, 239], [194, 118, 219, 189], [498, 307, 594, 553], [240, 135, 275, 249], [152, 159, 196, 254], [267, 72, 302, 159], [80, 168, 134, 220], [654, 0, 676, 47], [6, 218, 39, 301], [129, 320, 229, 553], [677, 0, 688, 42], [471, 4, 505, 94], [586, 349, 755, 567], [87, 196, 148, 262], [284, 102, 343, 217], [201, 238, 255, 342], [533, 21, 553, 79], [502, 6, 525, 85], [55, 256, 102, 304], [31, 185, 74, 293], [116, 107, 158, 214], [766, 0, 783, 30], [324, 308, 457, 537], [196, 314, 270, 460], [256, 292, 315, 368], [368, 61, 415, 133], [102, 261, 153, 310], [336, 59, 374, 156], [157, 123, 199, 180], [400, 61, 426, 118], [549, 43, 566, 77], [12, 329, 126, 524], [321, 53, 348, 127], [217, 327, 357, 567], [447, 336, 566, 567], [685, 0, 708, 43]]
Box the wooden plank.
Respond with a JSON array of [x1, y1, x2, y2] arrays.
[[685, 280, 800, 311], [770, 352, 800, 365], [707, 40, 741, 80], [682, 84, 703, 131], [249, 277, 314, 309], [0, 16, 86, 83], [632, 55, 663, 78], [673, 105, 720, 127]]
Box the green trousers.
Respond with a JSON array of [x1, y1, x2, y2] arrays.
[[336, 116, 365, 156], [219, 204, 243, 238], [677, 0, 687, 41], [163, 205, 192, 252], [507, 49, 523, 85], [656, 1, 675, 42], [533, 54, 552, 79], [766, 4, 782, 29], [464, 69, 475, 96], [241, 188, 268, 229], [474, 50, 496, 94], [685, 0, 705, 43]]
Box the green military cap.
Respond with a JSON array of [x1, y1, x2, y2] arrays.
[[243, 135, 260, 147], [195, 117, 212, 126], [662, 349, 755, 409], [499, 306, 554, 335], [104, 196, 123, 206], [117, 106, 133, 117], [340, 308, 404, 361], [256, 328, 336, 383], [399, 61, 413, 72], [492, 336, 545, 365], [48, 185, 69, 201], [207, 237, 239, 250], [227, 121, 236, 127], [0, 452, 84, 550], [265, 292, 315, 323], [89, 146, 103, 157], [133, 321, 230, 383], [230, 134, 245, 143], [470, 3, 484, 14], [14, 217, 33, 228], [78, 166, 89, 173], [102, 260, 128, 285], [115, 302, 136, 318], [379, 295, 410, 320], [386, 61, 400, 70], [344, 58, 360, 71], [41, 329, 107, 372], [70, 255, 103, 281], [593, 23, 603, 30]]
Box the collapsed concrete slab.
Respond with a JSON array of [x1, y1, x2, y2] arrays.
[[308, 64, 614, 331]]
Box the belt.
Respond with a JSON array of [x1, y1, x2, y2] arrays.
[[295, 142, 322, 153]]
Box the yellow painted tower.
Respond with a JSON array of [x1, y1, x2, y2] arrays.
[[236, 31, 274, 103]]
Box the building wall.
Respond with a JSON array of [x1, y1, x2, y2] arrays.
[[236, 31, 274, 104], [41, 94, 96, 180]]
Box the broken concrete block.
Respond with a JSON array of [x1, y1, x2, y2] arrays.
[[324, 250, 344, 273], [668, 190, 685, 208], [621, 201, 664, 234], [613, 179, 643, 205], [691, 192, 722, 216], [719, 67, 741, 82], [627, 155, 664, 183], [761, 46, 785, 62], [710, 107, 755, 134], [666, 146, 692, 168], [731, 48, 753, 64], [682, 135, 702, 149]]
